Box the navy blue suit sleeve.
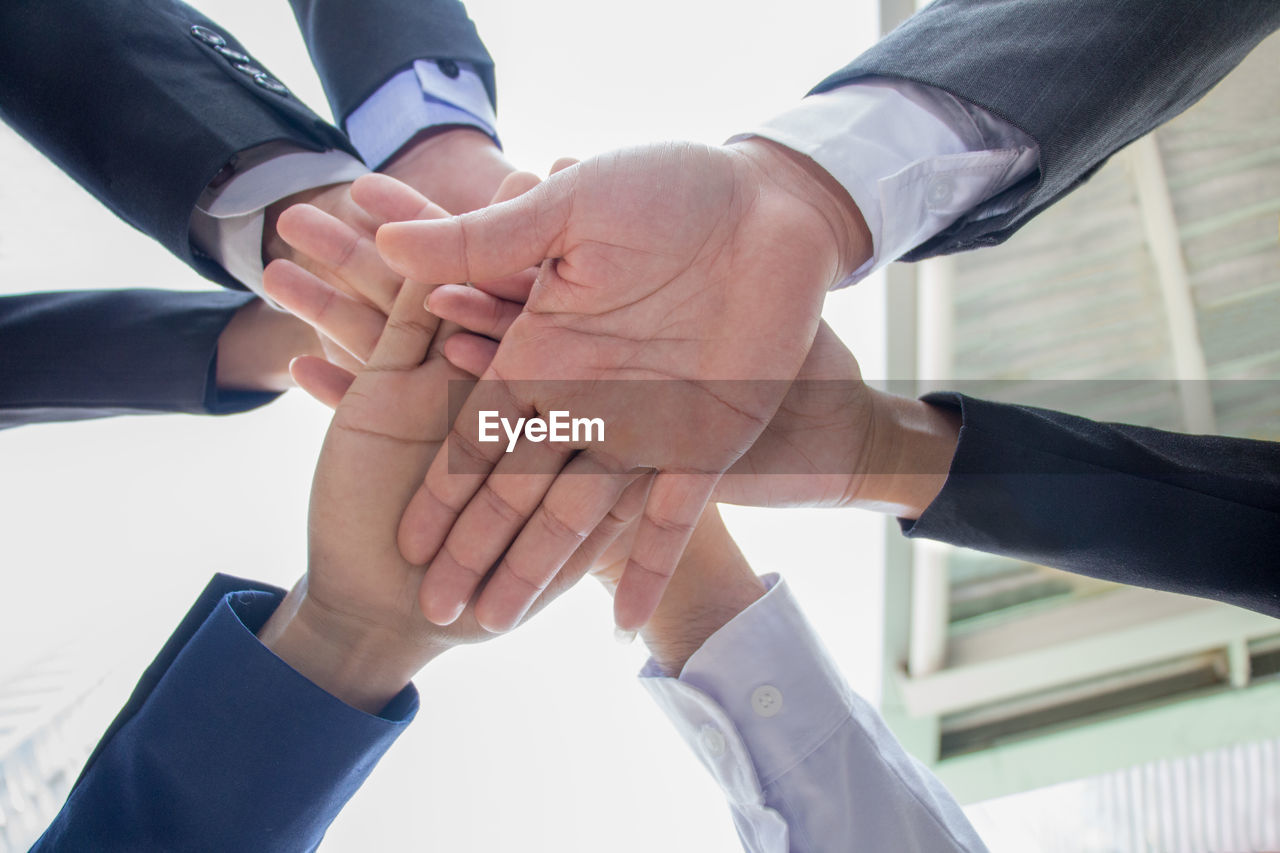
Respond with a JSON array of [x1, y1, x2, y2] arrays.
[[287, 0, 495, 127], [903, 393, 1280, 618], [0, 290, 279, 429], [33, 574, 418, 852], [0, 0, 356, 288]]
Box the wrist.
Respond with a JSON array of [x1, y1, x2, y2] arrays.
[[848, 393, 961, 519], [381, 126, 513, 214], [259, 585, 448, 715], [727, 137, 872, 287], [216, 299, 320, 392], [641, 510, 767, 675]]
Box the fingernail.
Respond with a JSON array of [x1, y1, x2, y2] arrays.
[[477, 612, 514, 635], [427, 598, 465, 626], [614, 627, 637, 645]]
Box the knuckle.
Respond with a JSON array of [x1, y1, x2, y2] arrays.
[[423, 474, 466, 515], [486, 295, 506, 329], [625, 554, 673, 581], [539, 503, 588, 546], [499, 556, 551, 594], [384, 313, 433, 339], [439, 542, 488, 581], [311, 284, 338, 322], [448, 427, 494, 470], [643, 509, 697, 537], [333, 231, 362, 268], [477, 482, 526, 526], [600, 506, 629, 532]]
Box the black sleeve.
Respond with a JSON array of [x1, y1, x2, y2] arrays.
[[287, 0, 496, 127], [0, 0, 356, 289], [819, 0, 1280, 259], [903, 392, 1280, 619], [0, 290, 279, 428]]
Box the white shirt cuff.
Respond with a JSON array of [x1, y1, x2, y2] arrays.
[[641, 574, 987, 853], [641, 575, 855, 787], [189, 148, 369, 299], [733, 78, 1038, 288], [639, 575, 793, 852], [345, 61, 498, 169]]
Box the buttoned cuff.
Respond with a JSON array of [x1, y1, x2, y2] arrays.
[[189, 148, 370, 298], [640, 573, 989, 853], [642, 575, 855, 785], [641, 662, 785, 842], [345, 61, 499, 170], [733, 79, 1037, 288], [640, 574, 850, 850]]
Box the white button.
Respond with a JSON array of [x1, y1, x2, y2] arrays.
[[751, 685, 783, 718], [927, 176, 955, 207], [699, 725, 726, 758]]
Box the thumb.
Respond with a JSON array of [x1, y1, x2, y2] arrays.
[[375, 170, 574, 285]]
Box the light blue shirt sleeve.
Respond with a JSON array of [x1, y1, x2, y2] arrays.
[[345, 60, 499, 170], [189, 61, 497, 295], [640, 575, 988, 853]]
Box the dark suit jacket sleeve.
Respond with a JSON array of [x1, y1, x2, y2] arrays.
[[32, 574, 418, 852], [0, 0, 357, 289], [903, 393, 1280, 619], [0, 290, 279, 429], [287, 0, 495, 127], [818, 0, 1280, 259]]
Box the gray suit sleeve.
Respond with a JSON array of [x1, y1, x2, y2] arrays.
[[818, 0, 1280, 258]]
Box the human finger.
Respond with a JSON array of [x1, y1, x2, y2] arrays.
[[263, 259, 385, 364], [612, 471, 719, 631], [474, 454, 639, 633], [440, 333, 499, 377], [275, 203, 400, 314], [289, 355, 355, 409], [428, 284, 522, 341]]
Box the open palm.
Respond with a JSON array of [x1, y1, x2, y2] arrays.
[[378, 139, 868, 632]]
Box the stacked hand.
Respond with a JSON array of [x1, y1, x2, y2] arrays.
[[211, 128, 516, 396], [434, 279, 881, 510], [261, 142, 959, 705], [266, 127, 514, 314], [256, 175, 646, 713], [255, 171, 752, 710], [373, 138, 872, 633]]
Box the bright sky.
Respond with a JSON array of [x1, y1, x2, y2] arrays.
[[0, 1, 1057, 850]]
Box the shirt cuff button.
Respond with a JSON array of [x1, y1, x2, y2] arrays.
[[751, 685, 783, 718], [699, 725, 727, 758], [927, 176, 955, 207]]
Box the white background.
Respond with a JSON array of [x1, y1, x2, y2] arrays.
[[0, 0, 1062, 850]]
